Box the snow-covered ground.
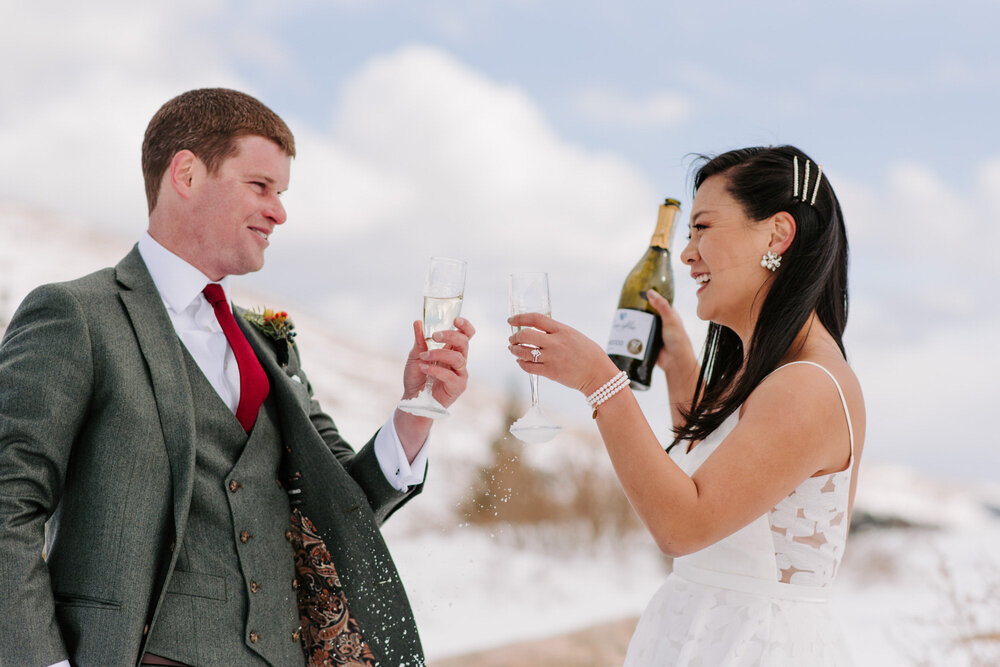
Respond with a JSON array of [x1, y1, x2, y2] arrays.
[[383, 475, 1000, 665], [4, 202, 998, 666]]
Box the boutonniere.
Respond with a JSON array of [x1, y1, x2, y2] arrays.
[[243, 307, 297, 366]]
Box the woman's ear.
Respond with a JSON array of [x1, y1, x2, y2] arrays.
[[768, 211, 797, 256]]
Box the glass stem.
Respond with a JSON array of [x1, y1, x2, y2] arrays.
[[422, 375, 435, 396], [528, 372, 540, 408]]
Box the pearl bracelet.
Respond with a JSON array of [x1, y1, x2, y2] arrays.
[[586, 370, 630, 418]]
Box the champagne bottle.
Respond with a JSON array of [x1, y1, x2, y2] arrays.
[[606, 198, 680, 390]]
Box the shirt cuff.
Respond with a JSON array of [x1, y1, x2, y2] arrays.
[[46, 662, 71, 667], [374, 416, 429, 491]]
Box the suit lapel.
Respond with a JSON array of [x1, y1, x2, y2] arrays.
[[115, 247, 197, 533]]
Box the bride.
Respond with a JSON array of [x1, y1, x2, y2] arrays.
[[508, 145, 865, 665]]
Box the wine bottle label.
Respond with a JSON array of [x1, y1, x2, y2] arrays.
[[606, 309, 655, 360]]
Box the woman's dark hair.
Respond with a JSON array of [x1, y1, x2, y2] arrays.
[[671, 145, 849, 447]]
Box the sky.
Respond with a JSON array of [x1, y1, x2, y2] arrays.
[[1, 0, 998, 483]]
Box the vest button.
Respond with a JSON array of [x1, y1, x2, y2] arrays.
[[291, 578, 299, 590], [249, 631, 259, 643], [143, 624, 149, 636], [240, 531, 254, 543], [229, 479, 241, 492], [250, 580, 261, 593], [292, 628, 301, 642], [285, 530, 293, 542]]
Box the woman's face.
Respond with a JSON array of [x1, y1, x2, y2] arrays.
[[680, 174, 774, 335]]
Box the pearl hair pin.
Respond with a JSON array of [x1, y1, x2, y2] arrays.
[[810, 164, 823, 205], [793, 155, 823, 206]]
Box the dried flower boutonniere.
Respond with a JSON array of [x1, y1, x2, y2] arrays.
[[244, 307, 297, 366]]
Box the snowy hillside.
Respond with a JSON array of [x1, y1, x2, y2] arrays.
[[2, 201, 998, 665]]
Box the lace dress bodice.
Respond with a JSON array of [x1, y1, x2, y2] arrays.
[[623, 361, 856, 666]]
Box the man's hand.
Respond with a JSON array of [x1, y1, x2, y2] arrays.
[[394, 317, 475, 458]]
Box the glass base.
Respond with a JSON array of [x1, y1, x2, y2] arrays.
[[509, 406, 561, 443], [398, 392, 449, 419]]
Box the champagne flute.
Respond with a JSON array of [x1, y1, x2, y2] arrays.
[[398, 257, 467, 419], [509, 272, 561, 443]]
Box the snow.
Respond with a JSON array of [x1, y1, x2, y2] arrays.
[[388, 528, 666, 659], [382, 512, 1000, 664]]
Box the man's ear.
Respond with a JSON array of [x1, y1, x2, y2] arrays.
[[167, 150, 199, 200], [768, 211, 797, 256]]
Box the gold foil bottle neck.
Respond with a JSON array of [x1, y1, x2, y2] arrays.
[[650, 198, 681, 249]]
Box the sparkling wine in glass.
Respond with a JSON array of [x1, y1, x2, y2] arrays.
[[398, 257, 467, 419], [509, 272, 561, 443]]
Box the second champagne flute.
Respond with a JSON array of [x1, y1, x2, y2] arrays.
[[397, 257, 467, 419], [509, 272, 561, 443]]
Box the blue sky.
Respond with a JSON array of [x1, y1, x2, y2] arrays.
[[229, 1, 1000, 187], [1, 1, 998, 482]]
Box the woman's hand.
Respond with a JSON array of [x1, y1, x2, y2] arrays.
[[645, 289, 697, 377], [507, 313, 621, 397], [645, 289, 699, 425]]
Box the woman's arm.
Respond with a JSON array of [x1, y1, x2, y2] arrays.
[[509, 315, 853, 557]]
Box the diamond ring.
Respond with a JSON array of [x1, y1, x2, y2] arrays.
[[531, 348, 541, 363]]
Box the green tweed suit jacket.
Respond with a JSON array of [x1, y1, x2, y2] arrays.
[[0, 247, 424, 666]]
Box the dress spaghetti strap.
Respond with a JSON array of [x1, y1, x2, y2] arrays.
[[766, 360, 855, 460]]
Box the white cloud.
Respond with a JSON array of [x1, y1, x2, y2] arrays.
[[293, 45, 658, 266], [1, 5, 660, 265], [270, 46, 665, 399], [0, 2, 250, 232], [841, 160, 999, 297], [281, 129, 419, 240], [836, 160, 1000, 481], [573, 87, 693, 128], [850, 311, 1000, 480], [976, 157, 1000, 218], [0, 2, 231, 100]]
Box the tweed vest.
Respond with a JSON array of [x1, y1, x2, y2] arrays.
[[145, 350, 305, 666]]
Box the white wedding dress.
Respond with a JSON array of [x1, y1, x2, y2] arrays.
[[623, 362, 855, 666]]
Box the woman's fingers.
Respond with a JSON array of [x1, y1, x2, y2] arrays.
[[507, 312, 557, 333], [645, 288, 674, 318]]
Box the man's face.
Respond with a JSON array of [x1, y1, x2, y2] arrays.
[[186, 135, 291, 280]]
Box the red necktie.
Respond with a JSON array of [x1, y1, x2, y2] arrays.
[[203, 284, 269, 432]]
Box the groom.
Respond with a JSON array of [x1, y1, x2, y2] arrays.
[[0, 88, 474, 666]]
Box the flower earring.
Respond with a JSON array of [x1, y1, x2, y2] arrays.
[[761, 250, 782, 272]]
